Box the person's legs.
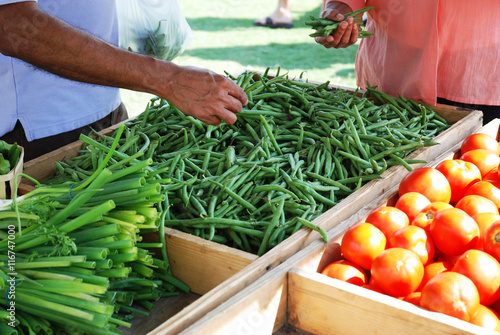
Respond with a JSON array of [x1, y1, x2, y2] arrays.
[[254, 0, 294, 28]]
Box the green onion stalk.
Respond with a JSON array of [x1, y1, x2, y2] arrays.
[[0, 124, 189, 334]]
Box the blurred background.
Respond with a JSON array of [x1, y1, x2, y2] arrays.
[[121, 0, 359, 118]]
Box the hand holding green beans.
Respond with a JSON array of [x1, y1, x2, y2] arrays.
[[307, 4, 373, 48]]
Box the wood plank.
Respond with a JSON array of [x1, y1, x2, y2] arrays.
[[287, 269, 487, 335], [169, 261, 289, 335], [120, 293, 200, 335], [146, 228, 258, 295]]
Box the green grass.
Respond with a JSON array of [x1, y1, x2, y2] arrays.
[[121, 0, 358, 117]]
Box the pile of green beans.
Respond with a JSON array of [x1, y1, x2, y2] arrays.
[[47, 69, 450, 256], [306, 7, 374, 39]]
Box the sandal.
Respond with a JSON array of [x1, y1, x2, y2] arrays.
[[254, 17, 293, 29]]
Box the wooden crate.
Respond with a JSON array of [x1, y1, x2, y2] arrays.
[[0, 146, 24, 199], [22, 98, 483, 334], [176, 119, 500, 335]]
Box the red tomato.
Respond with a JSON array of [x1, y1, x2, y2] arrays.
[[484, 167, 500, 183], [465, 181, 500, 209], [399, 167, 451, 203], [403, 291, 422, 307], [429, 207, 480, 255], [484, 221, 500, 263], [417, 260, 453, 291], [420, 272, 480, 322], [361, 282, 385, 294], [340, 222, 386, 270], [365, 206, 409, 239], [388, 225, 435, 265], [371, 248, 424, 298], [461, 149, 500, 177], [490, 180, 500, 190], [461, 133, 500, 156], [435, 159, 482, 204], [470, 305, 500, 332], [320, 260, 368, 286], [411, 201, 453, 232], [455, 194, 499, 217], [489, 298, 500, 318], [452, 249, 500, 305], [395, 192, 431, 223], [435, 253, 462, 266], [472, 212, 500, 250]]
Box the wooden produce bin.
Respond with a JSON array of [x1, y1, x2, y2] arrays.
[[0, 145, 24, 199], [178, 119, 500, 335], [22, 97, 482, 334]]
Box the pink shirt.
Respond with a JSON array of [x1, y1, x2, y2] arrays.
[[328, 0, 500, 106]]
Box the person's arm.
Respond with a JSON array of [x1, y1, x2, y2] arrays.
[[315, 1, 360, 49], [0, 2, 248, 126]]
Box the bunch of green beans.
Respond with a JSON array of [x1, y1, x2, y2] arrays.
[[46, 69, 450, 256], [306, 7, 374, 39]]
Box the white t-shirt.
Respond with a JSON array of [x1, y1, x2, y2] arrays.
[[0, 0, 121, 141]]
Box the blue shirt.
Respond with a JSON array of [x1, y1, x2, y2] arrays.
[[0, 0, 121, 141]]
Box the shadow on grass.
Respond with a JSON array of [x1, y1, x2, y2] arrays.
[[186, 5, 323, 31], [181, 5, 357, 73], [182, 42, 357, 71]]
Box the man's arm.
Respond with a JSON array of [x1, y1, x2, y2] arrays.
[[0, 2, 247, 125]]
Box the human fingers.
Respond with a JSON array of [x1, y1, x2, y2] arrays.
[[227, 84, 248, 108], [325, 12, 345, 22], [217, 108, 238, 125], [314, 34, 335, 48], [335, 17, 355, 48], [329, 18, 358, 48], [201, 114, 223, 126]]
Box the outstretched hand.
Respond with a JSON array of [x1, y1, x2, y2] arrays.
[[315, 1, 359, 49], [162, 66, 248, 126]]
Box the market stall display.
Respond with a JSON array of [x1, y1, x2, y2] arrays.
[[3, 71, 483, 334]]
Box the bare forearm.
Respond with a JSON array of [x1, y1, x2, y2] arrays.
[[0, 2, 169, 95], [0, 2, 247, 125]]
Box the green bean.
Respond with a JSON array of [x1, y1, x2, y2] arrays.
[[257, 198, 285, 256], [206, 179, 258, 212], [253, 185, 300, 200], [295, 217, 328, 243]]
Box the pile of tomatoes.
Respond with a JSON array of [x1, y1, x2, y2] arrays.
[[320, 132, 500, 332]]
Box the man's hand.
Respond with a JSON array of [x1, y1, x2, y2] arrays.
[[315, 1, 358, 49], [156, 65, 248, 126]]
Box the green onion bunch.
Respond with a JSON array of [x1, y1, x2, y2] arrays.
[[0, 124, 189, 334]]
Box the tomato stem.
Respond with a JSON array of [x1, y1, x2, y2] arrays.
[[495, 232, 500, 243]]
